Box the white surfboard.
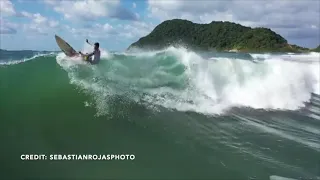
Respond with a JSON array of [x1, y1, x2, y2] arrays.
[[54, 34, 78, 57]]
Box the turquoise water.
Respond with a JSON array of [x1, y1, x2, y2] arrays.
[[0, 47, 320, 179]]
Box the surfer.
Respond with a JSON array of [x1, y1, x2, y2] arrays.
[[79, 40, 101, 65]]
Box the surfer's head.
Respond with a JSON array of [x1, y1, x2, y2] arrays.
[[94, 42, 99, 50]]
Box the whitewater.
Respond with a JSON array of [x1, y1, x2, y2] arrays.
[[55, 46, 320, 115]]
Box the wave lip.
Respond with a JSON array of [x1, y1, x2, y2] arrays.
[[0, 52, 56, 66]]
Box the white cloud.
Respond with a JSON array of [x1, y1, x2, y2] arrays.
[[133, 2, 136, 9], [66, 20, 155, 42], [49, 20, 59, 28], [66, 26, 92, 36], [91, 23, 116, 34], [147, 0, 319, 26], [33, 13, 47, 24], [20, 12, 50, 25], [0, 0, 22, 34], [65, 22, 117, 39], [0, 17, 18, 34], [20, 11, 32, 18], [43, 0, 57, 5], [54, 0, 112, 20], [0, 0, 16, 17], [23, 23, 47, 35], [103, 23, 114, 32], [147, 0, 320, 47], [44, 0, 137, 21], [117, 21, 155, 40], [21, 12, 59, 35]]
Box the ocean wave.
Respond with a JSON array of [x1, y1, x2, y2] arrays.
[[0, 52, 56, 66], [56, 46, 320, 116]]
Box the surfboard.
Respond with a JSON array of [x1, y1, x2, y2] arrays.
[[54, 34, 78, 57]]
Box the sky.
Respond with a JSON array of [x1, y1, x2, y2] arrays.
[[0, 0, 319, 51]]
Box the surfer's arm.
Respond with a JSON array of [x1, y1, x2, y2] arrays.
[[87, 51, 94, 57], [86, 39, 92, 46], [79, 51, 90, 56]]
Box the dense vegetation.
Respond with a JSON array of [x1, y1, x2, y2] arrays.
[[128, 19, 309, 52], [312, 45, 320, 52]]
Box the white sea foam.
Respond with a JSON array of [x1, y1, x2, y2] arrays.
[[57, 46, 320, 115]]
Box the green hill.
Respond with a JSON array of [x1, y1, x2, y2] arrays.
[[311, 45, 320, 52], [128, 19, 310, 52]]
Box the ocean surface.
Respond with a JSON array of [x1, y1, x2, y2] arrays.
[[1, 45, 320, 180]]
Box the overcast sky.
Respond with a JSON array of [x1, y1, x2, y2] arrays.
[[0, 0, 319, 51]]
